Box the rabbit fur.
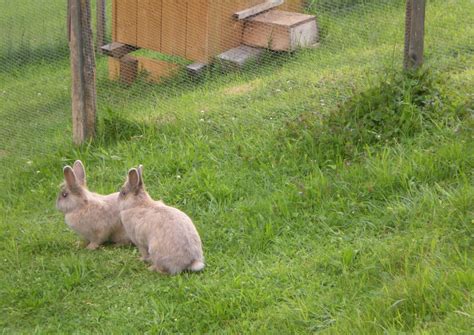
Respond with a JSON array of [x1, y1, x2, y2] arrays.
[[118, 165, 205, 275], [56, 160, 131, 250]]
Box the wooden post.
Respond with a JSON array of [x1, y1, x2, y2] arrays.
[[69, 0, 97, 145], [404, 0, 426, 70], [96, 0, 106, 53]]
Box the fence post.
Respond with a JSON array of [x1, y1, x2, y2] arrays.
[[96, 0, 106, 53], [404, 0, 426, 70], [69, 0, 97, 145]]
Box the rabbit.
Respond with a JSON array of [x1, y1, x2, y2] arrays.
[[56, 160, 131, 250], [118, 165, 205, 275]]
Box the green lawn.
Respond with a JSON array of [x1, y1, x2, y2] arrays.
[[0, 0, 473, 333]]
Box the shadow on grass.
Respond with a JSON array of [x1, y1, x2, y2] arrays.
[[97, 107, 153, 146], [0, 43, 69, 73], [96, 49, 301, 110]]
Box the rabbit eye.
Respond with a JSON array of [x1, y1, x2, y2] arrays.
[[121, 190, 126, 196], [62, 192, 68, 198]]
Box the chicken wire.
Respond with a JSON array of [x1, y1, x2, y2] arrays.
[[0, 0, 472, 162]]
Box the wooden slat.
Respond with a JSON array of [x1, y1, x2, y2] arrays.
[[161, 0, 187, 57], [207, 1, 222, 58], [234, 0, 284, 20], [246, 10, 315, 28], [96, 0, 106, 52], [137, 0, 162, 52], [114, 0, 138, 46], [217, 45, 264, 70], [111, 0, 116, 41], [186, 62, 207, 76], [101, 42, 138, 58], [186, 0, 209, 62]]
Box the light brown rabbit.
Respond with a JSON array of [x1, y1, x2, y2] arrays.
[[56, 160, 131, 250], [118, 165, 205, 275]]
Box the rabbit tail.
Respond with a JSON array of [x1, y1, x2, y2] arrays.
[[189, 260, 205, 272]]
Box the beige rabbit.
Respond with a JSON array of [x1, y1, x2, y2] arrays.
[[118, 165, 205, 274], [56, 160, 131, 250]]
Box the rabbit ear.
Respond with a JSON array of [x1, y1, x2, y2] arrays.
[[127, 168, 141, 191], [73, 160, 86, 186], [137, 164, 144, 183], [64, 166, 79, 190]]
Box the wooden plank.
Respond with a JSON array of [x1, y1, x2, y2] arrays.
[[161, 0, 187, 57], [217, 45, 264, 70], [404, 0, 426, 69], [112, 0, 116, 40], [186, 62, 207, 77], [101, 42, 138, 58], [120, 55, 138, 84], [137, 0, 162, 52], [207, 1, 222, 58], [136, 57, 180, 82], [96, 0, 106, 52], [69, 0, 97, 145], [234, 0, 284, 20], [114, 0, 138, 46], [243, 20, 289, 50], [186, 0, 209, 62], [108, 57, 121, 80], [243, 10, 317, 51], [246, 10, 315, 28]]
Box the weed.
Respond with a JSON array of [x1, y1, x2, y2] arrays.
[[283, 69, 470, 164]]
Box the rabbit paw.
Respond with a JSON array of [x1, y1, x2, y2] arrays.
[[148, 265, 168, 274], [86, 242, 100, 250], [138, 247, 150, 262]]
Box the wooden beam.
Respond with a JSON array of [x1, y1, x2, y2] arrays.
[[119, 55, 138, 85], [82, 0, 97, 139], [69, 0, 85, 143], [69, 0, 97, 145], [186, 62, 208, 77], [96, 0, 106, 53], [217, 45, 264, 70], [404, 0, 426, 70], [101, 42, 138, 58], [233, 0, 284, 20]]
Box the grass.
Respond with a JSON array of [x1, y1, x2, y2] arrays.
[[1, 0, 473, 333]]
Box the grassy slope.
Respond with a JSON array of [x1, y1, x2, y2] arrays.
[[1, 1, 473, 333]]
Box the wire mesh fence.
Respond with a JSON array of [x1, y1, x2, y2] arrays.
[[0, 0, 472, 162]]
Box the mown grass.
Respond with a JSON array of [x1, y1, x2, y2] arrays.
[[1, 0, 473, 333]]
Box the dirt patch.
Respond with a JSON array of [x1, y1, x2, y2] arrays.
[[223, 80, 261, 96], [154, 113, 177, 126]]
